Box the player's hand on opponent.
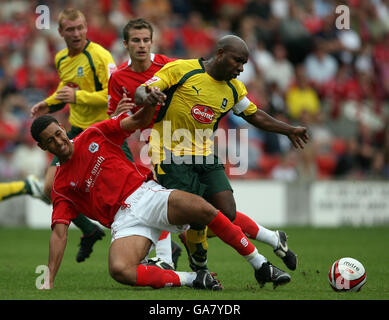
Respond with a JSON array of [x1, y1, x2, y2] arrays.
[[287, 126, 309, 149], [112, 93, 136, 116], [31, 101, 50, 118], [143, 86, 166, 107], [55, 86, 76, 104]]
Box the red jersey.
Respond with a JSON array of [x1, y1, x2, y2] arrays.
[[107, 54, 174, 121], [51, 114, 153, 229]]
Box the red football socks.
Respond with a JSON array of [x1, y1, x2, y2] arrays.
[[208, 211, 256, 257], [136, 264, 181, 288], [233, 211, 260, 239]]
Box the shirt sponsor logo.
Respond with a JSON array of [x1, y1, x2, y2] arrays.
[[85, 156, 105, 192], [66, 82, 80, 90], [191, 105, 215, 124], [88, 142, 99, 153]]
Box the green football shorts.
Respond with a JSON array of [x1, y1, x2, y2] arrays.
[[50, 125, 134, 166], [154, 155, 233, 198]]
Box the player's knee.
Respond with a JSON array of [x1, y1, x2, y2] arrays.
[[223, 208, 236, 221], [217, 202, 236, 221], [109, 261, 137, 285], [198, 203, 219, 225]]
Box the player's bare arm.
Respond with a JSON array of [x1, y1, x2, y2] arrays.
[[31, 101, 50, 118], [40, 223, 69, 289], [134, 85, 166, 108], [242, 109, 309, 149]]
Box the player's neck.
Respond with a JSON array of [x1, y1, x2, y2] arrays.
[[58, 144, 74, 164], [67, 40, 88, 57], [203, 58, 223, 81], [130, 58, 152, 73]]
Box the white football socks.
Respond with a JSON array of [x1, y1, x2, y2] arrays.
[[256, 226, 279, 249], [176, 272, 197, 287], [155, 232, 173, 265], [244, 248, 267, 269]]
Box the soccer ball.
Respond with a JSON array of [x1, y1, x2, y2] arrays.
[[328, 257, 366, 292]]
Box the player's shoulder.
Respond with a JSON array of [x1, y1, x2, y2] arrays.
[[160, 58, 202, 73], [54, 47, 69, 65], [152, 54, 176, 66], [229, 78, 247, 91], [85, 41, 114, 59], [110, 61, 128, 75]]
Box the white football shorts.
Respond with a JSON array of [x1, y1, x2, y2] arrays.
[[110, 180, 189, 244]]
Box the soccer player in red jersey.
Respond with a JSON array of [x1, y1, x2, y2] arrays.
[[33, 89, 291, 290], [107, 19, 175, 119], [107, 19, 179, 269]]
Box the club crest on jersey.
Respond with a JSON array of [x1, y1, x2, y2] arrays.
[[77, 66, 84, 77], [88, 142, 99, 153], [221, 98, 228, 110], [191, 105, 215, 124]]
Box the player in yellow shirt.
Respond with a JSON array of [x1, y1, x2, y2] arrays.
[[135, 35, 309, 278], [0, 8, 124, 262]]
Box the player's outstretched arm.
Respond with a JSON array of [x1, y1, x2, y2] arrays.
[[31, 101, 50, 118], [40, 223, 69, 289], [243, 109, 309, 149]]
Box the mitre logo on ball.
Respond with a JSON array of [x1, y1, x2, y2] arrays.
[[328, 257, 366, 292]]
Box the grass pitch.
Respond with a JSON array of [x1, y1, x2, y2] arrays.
[[0, 226, 388, 300]]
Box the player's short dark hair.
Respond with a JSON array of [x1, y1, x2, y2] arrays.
[[122, 18, 153, 43], [30, 115, 59, 143]]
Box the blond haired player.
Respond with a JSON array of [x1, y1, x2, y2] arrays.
[[0, 8, 119, 262]]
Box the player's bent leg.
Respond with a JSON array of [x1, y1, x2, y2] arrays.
[[234, 211, 298, 270], [167, 190, 217, 226], [0, 175, 50, 204], [0, 180, 27, 201], [207, 190, 299, 271], [147, 231, 176, 270], [165, 188, 291, 288], [109, 234, 221, 290], [109, 235, 152, 285], [207, 211, 291, 289], [207, 190, 236, 221]]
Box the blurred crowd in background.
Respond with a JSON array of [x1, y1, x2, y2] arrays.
[[1, 0, 389, 182]]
